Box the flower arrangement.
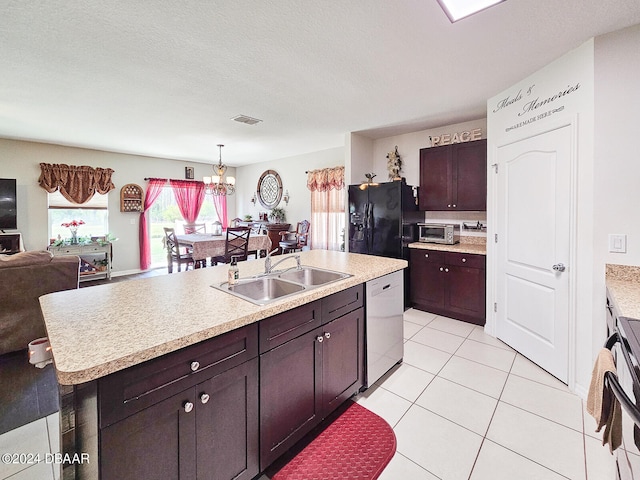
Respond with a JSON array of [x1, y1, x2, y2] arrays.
[[268, 207, 286, 223], [61, 219, 84, 244], [61, 219, 85, 230]]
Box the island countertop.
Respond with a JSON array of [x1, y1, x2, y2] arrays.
[[40, 250, 406, 385]]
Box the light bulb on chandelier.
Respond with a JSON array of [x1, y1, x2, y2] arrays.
[[203, 144, 235, 196]]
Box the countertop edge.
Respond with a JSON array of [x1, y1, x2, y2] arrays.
[[408, 242, 487, 255]]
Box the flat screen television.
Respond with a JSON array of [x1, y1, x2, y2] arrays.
[[0, 178, 17, 230]]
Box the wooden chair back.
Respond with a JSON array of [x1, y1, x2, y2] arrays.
[[184, 223, 206, 234], [296, 220, 310, 248], [212, 227, 251, 265], [163, 227, 194, 272]]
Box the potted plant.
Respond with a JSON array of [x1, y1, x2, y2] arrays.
[[268, 207, 286, 223]]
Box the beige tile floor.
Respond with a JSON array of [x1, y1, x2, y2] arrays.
[[357, 309, 631, 480], [0, 308, 633, 479]]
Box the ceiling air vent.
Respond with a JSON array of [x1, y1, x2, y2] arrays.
[[232, 115, 262, 125]]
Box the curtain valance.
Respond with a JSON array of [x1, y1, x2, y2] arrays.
[[306, 166, 345, 192], [38, 163, 115, 204]]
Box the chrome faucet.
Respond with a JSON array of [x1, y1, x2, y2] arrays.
[[264, 250, 301, 274]]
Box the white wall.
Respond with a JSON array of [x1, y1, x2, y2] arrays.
[[0, 138, 231, 274], [487, 39, 596, 395], [234, 147, 345, 227], [593, 24, 640, 360]]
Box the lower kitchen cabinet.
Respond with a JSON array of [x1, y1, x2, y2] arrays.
[[101, 358, 259, 480], [410, 248, 486, 325], [259, 287, 364, 470]]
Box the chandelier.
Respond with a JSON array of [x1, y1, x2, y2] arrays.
[[203, 144, 235, 196]]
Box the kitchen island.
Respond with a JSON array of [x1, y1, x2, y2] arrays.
[[39, 250, 406, 480]]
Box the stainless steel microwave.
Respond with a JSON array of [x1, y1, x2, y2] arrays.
[[417, 223, 460, 244]]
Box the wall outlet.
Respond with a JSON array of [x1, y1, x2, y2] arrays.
[[608, 234, 627, 253]]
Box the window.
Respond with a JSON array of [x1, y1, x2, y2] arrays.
[[148, 187, 221, 266], [48, 191, 109, 243]]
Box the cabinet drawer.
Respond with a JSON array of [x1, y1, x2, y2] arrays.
[[82, 244, 108, 253], [99, 323, 258, 427], [444, 252, 485, 269], [411, 249, 445, 264], [259, 300, 321, 353], [53, 246, 82, 255], [321, 284, 364, 324]]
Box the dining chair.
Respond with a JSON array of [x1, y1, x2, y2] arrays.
[[211, 227, 251, 265], [163, 227, 195, 273], [247, 222, 266, 258], [279, 220, 310, 254], [184, 223, 206, 234], [250, 222, 265, 235]]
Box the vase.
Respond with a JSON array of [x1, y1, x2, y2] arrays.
[[70, 228, 78, 244]]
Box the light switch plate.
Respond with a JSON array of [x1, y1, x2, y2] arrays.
[[608, 234, 627, 253]]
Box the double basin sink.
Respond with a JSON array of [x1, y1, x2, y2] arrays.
[[212, 266, 352, 305]]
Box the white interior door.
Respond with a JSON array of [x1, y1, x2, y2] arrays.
[[496, 124, 572, 383]]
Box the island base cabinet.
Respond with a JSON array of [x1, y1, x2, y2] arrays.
[[100, 359, 259, 480], [322, 308, 364, 414], [259, 327, 323, 471], [259, 305, 364, 471]]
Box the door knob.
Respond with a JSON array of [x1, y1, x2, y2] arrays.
[[325, 332, 331, 339], [552, 263, 566, 272], [316, 335, 324, 343], [184, 401, 194, 413], [200, 393, 210, 404], [190, 361, 200, 372]]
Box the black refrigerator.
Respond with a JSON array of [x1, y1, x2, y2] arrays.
[[348, 179, 419, 257], [348, 180, 421, 306]]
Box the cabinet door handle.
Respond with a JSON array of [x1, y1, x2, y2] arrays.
[[190, 361, 200, 372], [424, 253, 429, 258], [183, 401, 194, 413], [447, 204, 452, 208], [316, 335, 324, 343], [440, 267, 444, 272], [445, 268, 449, 272], [200, 393, 210, 404], [452, 204, 456, 208], [462, 258, 466, 263], [325, 332, 331, 340]]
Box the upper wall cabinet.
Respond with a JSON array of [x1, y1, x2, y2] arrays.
[[418, 139, 487, 211]]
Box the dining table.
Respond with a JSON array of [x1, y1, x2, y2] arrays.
[[176, 232, 272, 263]]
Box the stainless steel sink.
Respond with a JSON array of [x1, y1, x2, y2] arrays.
[[278, 266, 350, 286], [212, 266, 352, 305], [217, 277, 305, 305]]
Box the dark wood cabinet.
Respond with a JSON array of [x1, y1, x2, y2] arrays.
[[260, 326, 323, 470], [410, 248, 486, 325], [98, 325, 260, 480], [101, 359, 259, 480], [259, 286, 364, 470], [419, 139, 487, 211]]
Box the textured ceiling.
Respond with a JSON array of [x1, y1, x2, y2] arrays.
[[1, 0, 640, 166]]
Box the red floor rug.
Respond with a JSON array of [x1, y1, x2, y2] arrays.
[[272, 401, 396, 480]]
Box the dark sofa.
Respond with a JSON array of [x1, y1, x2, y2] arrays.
[[0, 251, 80, 355]]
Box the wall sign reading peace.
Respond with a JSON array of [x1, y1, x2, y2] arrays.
[[257, 170, 283, 209]]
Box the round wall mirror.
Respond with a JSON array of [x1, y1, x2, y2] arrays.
[[257, 170, 283, 209]]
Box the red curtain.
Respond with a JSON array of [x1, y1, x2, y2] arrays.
[[139, 178, 167, 270], [211, 195, 228, 231], [170, 180, 205, 223]]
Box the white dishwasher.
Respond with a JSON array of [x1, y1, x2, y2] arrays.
[[365, 270, 404, 387]]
